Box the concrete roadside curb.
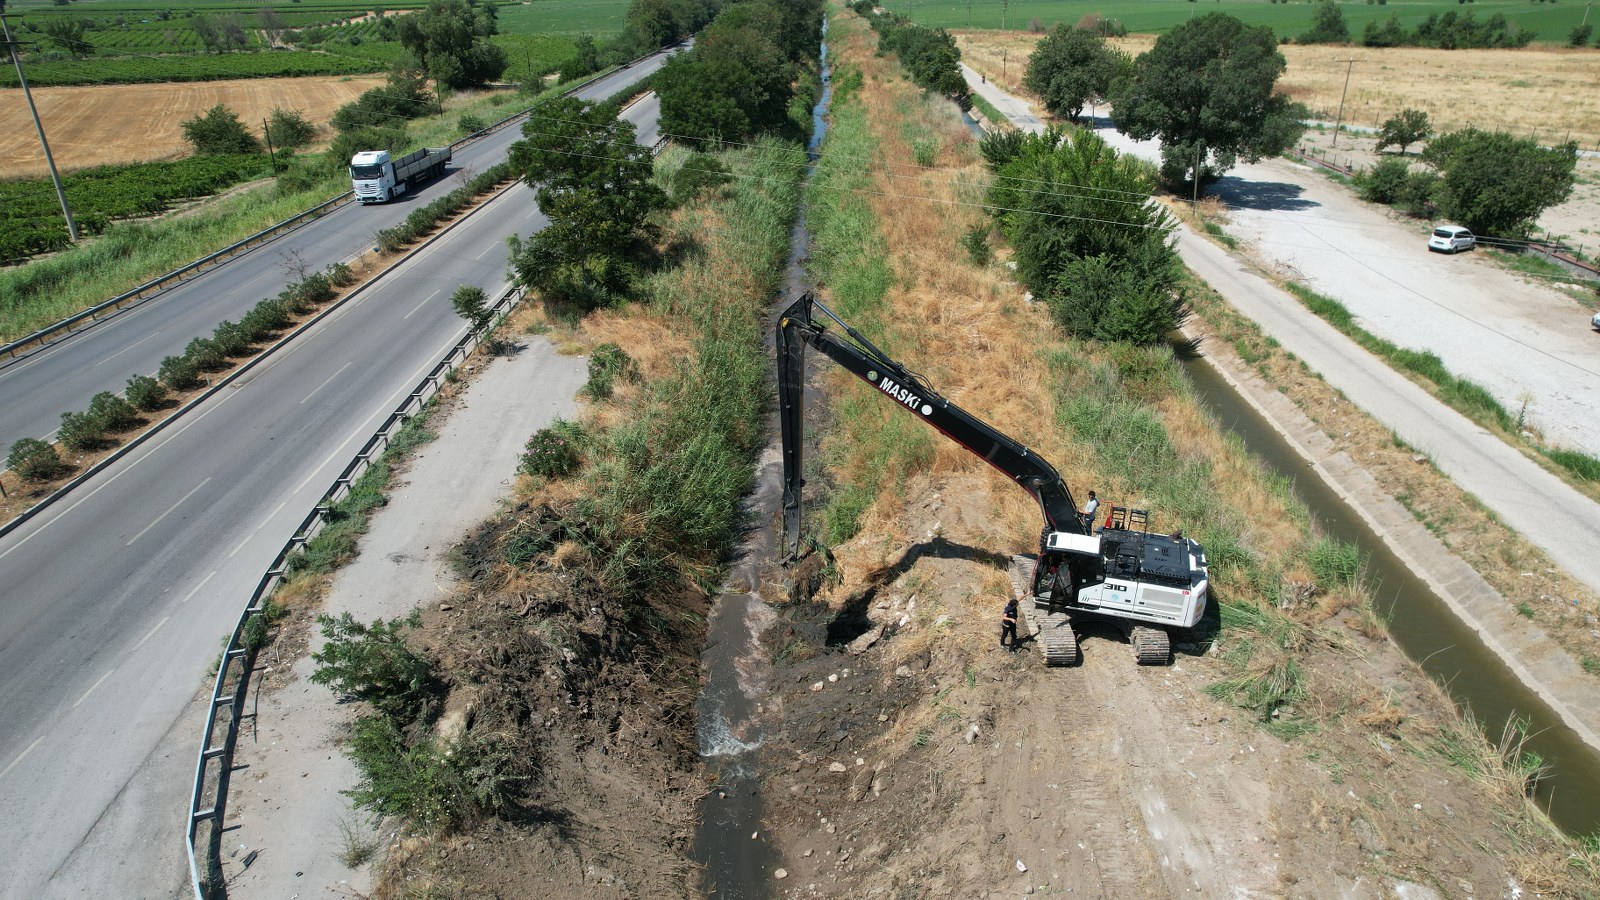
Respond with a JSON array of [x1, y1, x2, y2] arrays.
[[0, 174, 524, 545], [1188, 329, 1600, 756]]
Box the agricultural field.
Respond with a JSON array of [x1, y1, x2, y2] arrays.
[[0, 154, 272, 261], [957, 31, 1600, 150], [0, 75, 385, 177], [496, 0, 635, 37], [885, 0, 1590, 43]]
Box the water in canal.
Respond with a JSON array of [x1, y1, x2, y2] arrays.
[[1181, 350, 1600, 837]]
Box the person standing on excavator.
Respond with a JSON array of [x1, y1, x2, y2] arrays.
[[1080, 491, 1100, 532]]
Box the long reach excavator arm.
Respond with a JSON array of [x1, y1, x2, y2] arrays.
[[777, 292, 1084, 556]]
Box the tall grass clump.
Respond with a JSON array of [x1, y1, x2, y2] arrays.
[[799, 65, 937, 544], [574, 138, 805, 597]]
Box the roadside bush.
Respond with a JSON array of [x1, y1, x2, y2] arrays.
[[1355, 157, 1411, 204], [458, 113, 486, 135], [241, 297, 291, 338], [450, 284, 493, 331], [159, 354, 202, 390], [520, 419, 586, 478], [211, 319, 253, 357], [961, 224, 992, 267], [344, 717, 522, 832], [57, 408, 110, 451], [297, 271, 335, 305], [582, 343, 638, 400], [7, 437, 67, 482], [326, 261, 355, 287], [87, 390, 141, 432], [266, 107, 317, 149], [125, 374, 170, 411], [310, 611, 441, 724], [185, 336, 228, 371]]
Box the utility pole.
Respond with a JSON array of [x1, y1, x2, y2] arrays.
[[1002, 47, 1007, 81], [1193, 142, 1202, 207], [1331, 57, 1360, 149], [1001, 0, 1008, 30], [262, 118, 280, 174], [3, 14, 79, 243], [1584, 0, 1592, 26]]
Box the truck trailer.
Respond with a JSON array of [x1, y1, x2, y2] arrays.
[[349, 147, 452, 203]]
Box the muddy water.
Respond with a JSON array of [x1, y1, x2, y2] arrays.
[[691, 18, 832, 897], [1181, 351, 1600, 836]]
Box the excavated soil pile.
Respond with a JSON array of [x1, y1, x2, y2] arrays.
[[386, 500, 707, 897]]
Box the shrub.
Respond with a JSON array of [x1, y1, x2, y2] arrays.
[[181, 104, 262, 155], [212, 319, 253, 357], [1355, 157, 1411, 204], [326, 261, 355, 287], [458, 113, 486, 134], [961, 224, 992, 266], [159, 354, 202, 390], [58, 408, 110, 451], [451, 284, 493, 331], [519, 419, 585, 478], [125, 374, 170, 411], [310, 611, 440, 724], [297, 271, 335, 304], [266, 107, 317, 149], [241, 297, 291, 338], [582, 343, 638, 400], [8, 437, 67, 482], [87, 390, 141, 432], [185, 336, 228, 371]]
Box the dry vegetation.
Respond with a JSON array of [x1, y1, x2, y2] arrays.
[[753, 12, 1600, 898], [956, 30, 1600, 150], [0, 75, 385, 176]]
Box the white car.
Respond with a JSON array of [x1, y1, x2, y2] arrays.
[[1428, 225, 1476, 253], [1592, 310, 1600, 331]]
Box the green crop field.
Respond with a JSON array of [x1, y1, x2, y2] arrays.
[[883, 0, 1591, 43], [496, 0, 635, 38]]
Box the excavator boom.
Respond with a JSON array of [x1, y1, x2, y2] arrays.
[[777, 293, 1082, 556]]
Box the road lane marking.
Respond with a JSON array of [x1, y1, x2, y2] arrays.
[[290, 354, 440, 497], [134, 615, 170, 650], [404, 289, 442, 320], [90, 330, 161, 368], [229, 500, 288, 558], [181, 570, 217, 603], [474, 242, 496, 260], [126, 476, 212, 546], [73, 669, 115, 707], [300, 362, 354, 406], [0, 737, 43, 782]]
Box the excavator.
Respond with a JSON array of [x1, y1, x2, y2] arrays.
[[777, 293, 1208, 666]]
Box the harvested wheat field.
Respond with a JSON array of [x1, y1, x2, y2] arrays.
[[956, 31, 1600, 150], [0, 75, 386, 177]]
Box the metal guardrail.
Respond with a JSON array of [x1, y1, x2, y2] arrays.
[[0, 192, 354, 365], [184, 283, 521, 900], [1, 44, 668, 370]]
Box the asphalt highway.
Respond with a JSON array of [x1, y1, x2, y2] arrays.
[[0, 49, 676, 452], [0, 94, 663, 900]]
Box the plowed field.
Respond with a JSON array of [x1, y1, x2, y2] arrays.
[[0, 75, 386, 177]]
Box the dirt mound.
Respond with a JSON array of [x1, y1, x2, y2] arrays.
[[383, 500, 707, 898]]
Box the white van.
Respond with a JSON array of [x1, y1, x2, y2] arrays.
[[1428, 225, 1475, 253]]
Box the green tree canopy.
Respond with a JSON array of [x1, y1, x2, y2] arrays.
[[1298, 1, 1349, 44], [1023, 24, 1125, 120], [41, 18, 92, 56], [1421, 128, 1577, 236], [182, 104, 262, 155], [986, 128, 1185, 345], [508, 97, 668, 309], [398, 0, 507, 89], [1374, 108, 1431, 155], [1109, 13, 1307, 195]]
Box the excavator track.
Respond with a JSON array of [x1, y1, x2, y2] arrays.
[[1039, 612, 1080, 666], [1130, 625, 1171, 666]]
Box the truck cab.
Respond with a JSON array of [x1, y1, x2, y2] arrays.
[[350, 151, 395, 203]]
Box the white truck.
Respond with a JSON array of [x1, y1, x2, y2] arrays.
[[349, 147, 452, 203]]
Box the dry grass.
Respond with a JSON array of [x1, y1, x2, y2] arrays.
[[954, 31, 1600, 150], [0, 75, 388, 177]]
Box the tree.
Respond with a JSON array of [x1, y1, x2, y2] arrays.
[[1374, 108, 1431, 155], [1420, 128, 1577, 236], [7, 438, 66, 483], [1023, 24, 1125, 120], [1109, 13, 1308, 195], [397, 0, 507, 89], [1570, 23, 1593, 47], [559, 34, 601, 81], [41, 18, 92, 56], [507, 97, 667, 310], [1298, 1, 1349, 44], [450, 284, 492, 330], [986, 128, 1185, 345], [181, 104, 262, 155], [259, 5, 287, 46], [266, 107, 316, 148]]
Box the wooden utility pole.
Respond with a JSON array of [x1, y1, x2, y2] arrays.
[[1331, 57, 1361, 149], [3, 14, 79, 243]]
